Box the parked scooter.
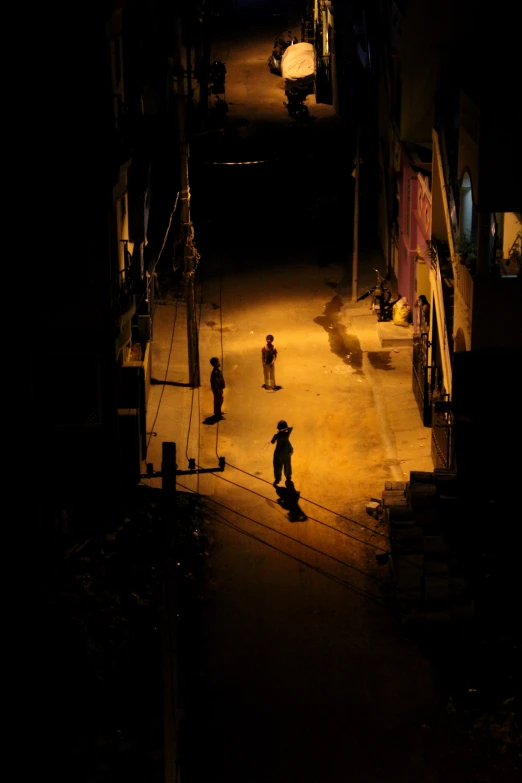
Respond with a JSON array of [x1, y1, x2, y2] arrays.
[[357, 269, 398, 321], [268, 32, 298, 75], [268, 49, 284, 75]]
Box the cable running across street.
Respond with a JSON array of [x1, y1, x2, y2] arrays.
[[195, 249, 444, 583], [197, 467, 390, 555], [176, 481, 387, 608], [226, 461, 389, 540], [183, 475, 435, 600], [196, 466, 459, 582]]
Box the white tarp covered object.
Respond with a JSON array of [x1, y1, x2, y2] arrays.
[[281, 42, 315, 88]]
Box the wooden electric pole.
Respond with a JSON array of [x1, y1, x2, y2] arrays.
[[161, 441, 179, 783], [198, 0, 211, 114], [351, 124, 360, 303], [174, 15, 201, 388]]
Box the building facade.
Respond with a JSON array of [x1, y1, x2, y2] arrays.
[[369, 0, 522, 488], [29, 0, 179, 532]]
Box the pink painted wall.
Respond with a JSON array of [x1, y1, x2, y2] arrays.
[[398, 159, 432, 308], [398, 164, 417, 305]]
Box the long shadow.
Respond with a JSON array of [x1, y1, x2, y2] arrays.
[[367, 351, 395, 371], [203, 414, 225, 425], [314, 294, 363, 374], [275, 480, 308, 522], [151, 378, 191, 387]]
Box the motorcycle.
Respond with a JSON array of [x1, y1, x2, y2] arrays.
[[268, 33, 298, 75], [357, 269, 398, 322], [268, 49, 284, 75], [284, 88, 310, 121]]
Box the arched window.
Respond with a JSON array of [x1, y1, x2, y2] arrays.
[[460, 171, 476, 241]]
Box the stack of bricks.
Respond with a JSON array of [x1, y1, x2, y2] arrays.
[[382, 471, 474, 625]]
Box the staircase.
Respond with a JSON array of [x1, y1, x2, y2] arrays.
[[436, 240, 455, 356], [431, 130, 457, 394]]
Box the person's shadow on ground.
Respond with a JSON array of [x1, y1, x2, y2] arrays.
[[275, 481, 307, 522], [203, 414, 225, 425]]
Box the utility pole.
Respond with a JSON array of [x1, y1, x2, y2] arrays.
[[198, 0, 211, 114], [351, 123, 361, 302], [161, 441, 179, 783], [174, 16, 201, 388]]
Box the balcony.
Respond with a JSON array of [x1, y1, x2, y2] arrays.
[[431, 398, 454, 470], [113, 258, 141, 357], [453, 259, 473, 318], [115, 267, 137, 321]]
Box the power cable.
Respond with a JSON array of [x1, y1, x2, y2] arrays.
[[197, 466, 388, 554], [155, 192, 180, 269], [136, 192, 180, 314], [196, 466, 462, 584], [207, 507, 387, 607], [185, 379, 197, 463], [196, 279, 204, 495], [215, 251, 224, 459], [187, 470, 450, 600], [206, 227, 388, 545], [227, 461, 389, 541], [185, 275, 205, 486], [176, 481, 388, 608], [174, 204, 454, 588], [206, 252, 387, 555], [146, 294, 179, 459]]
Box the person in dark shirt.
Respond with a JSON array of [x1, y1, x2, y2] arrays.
[[271, 420, 293, 485], [261, 334, 278, 390], [418, 294, 430, 332], [210, 357, 225, 418]]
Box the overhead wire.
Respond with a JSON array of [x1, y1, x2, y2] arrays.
[[146, 293, 179, 459], [196, 465, 389, 554], [215, 251, 225, 459], [176, 480, 388, 608], [155, 168, 449, 595], [183, 468, 449, 599], [207, 252, 390, 548], [136, 192, 180, 314], [207, 507, 387, 607], [185, 272, 205, 492], [199, 466, 463, 582], [196, 278, 204, 494], [226, 461, 389, 541], [185, 368, 197, 463]]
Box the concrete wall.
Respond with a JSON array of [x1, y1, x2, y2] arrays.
[[397, 0, 473, 145], [458, 92, 480, 203], [398, 163, 432, 307], [431, 149, 448, 243], [452, 263, 473, 353]]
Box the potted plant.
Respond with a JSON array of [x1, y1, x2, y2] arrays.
[[454, 233, 477, 274]]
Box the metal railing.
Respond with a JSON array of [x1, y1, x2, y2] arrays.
[[431, 248, 453, 393], [114, 261, 139, 320], [431, 396, 454, 470], [454, 260, 474, 314]]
